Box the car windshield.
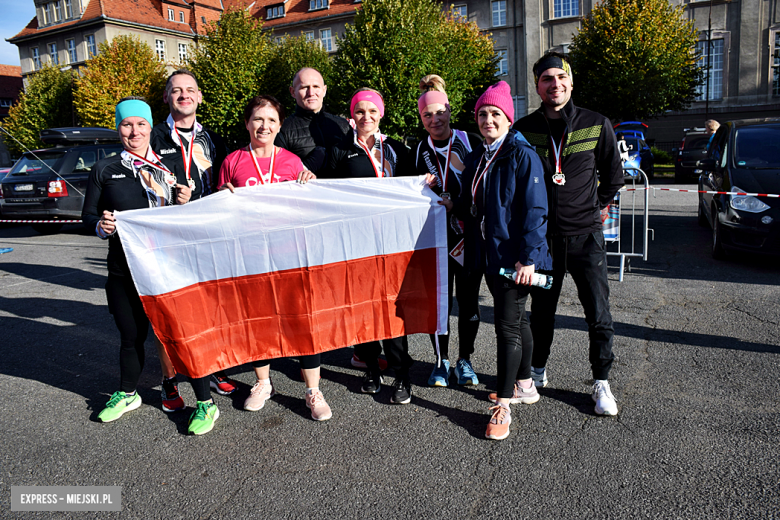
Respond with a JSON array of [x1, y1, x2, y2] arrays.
[[683, 135, 710, 151], [8, 152, 65, 176], [735, 125, 780, 168]]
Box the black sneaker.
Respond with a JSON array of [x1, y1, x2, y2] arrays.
[[391, 378, 412, 405], [361, 371, 383, 394]]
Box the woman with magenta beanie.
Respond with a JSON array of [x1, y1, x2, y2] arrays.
[[324, 87, 415, 405], [414, 74, 484, 388], [441, 81, 551, 440], [82, 97, 218, 435]]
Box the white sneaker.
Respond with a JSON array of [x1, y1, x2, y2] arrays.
[[531, 366, 548, 388], [592, 380, 618, 416]]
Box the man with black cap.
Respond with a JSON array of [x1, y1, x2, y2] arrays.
[[513, 51, 624, 416]]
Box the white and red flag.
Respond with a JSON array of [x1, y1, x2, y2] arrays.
[[115, 177, 448, 378]]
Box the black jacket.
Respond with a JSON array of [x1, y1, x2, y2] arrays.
[[323, 133, 413, 179], [275, 106, 351, 173], [150, 120, 229, 199], [513, 101, 623, 236]]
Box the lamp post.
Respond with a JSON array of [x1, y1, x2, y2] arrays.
[[705, 0, 713, 118]]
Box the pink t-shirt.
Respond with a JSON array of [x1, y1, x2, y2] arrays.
[[218, 147, 304, 188]]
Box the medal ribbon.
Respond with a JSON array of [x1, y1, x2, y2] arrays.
[[126, 149, 174, 176], [174, 127, 196, 185], [248, 145, 277, 185], [357, 134, 385, 178], [470, 141, 504, 209], [428, 132, 453, 191], [550, 133, 566, 174]]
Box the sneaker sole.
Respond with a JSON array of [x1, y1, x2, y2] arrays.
[[488, 393, 540, 405], [161, 402, 185, 413], [99, 396, 142, 423], [391, 395, 412, 405], [458, 378, 479, 386], [485, 426, 510, 440], [308, 408, 333, 421], [428, 379, 448, 387], [190, 407, 220, 435], [594, 402, 618, 416], [209, 382, 236, 396], [244, 390, 275, 412]]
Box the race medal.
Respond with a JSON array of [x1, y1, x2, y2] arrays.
[[440, 192, 450, 199], [164, 172, 177, 187], [550, 133, 567, 186], [470, 204, 478, 217], [552, 172, 566, 185], [187, 178, 196, 190]]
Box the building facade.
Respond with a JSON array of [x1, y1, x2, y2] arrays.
[[0, 65, 23, 166]]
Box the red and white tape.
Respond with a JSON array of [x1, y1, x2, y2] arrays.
[[622, 187, 780, 198], [0, 219, 82, 223]]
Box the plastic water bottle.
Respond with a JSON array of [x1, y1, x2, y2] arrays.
[[498, 268, 553, 289]]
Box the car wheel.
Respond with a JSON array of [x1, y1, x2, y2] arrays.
[[711, 210, 726, 260], [697, 195, 708, 227], [31, 223, 64, 235]]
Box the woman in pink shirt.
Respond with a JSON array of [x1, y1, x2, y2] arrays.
[[217, 95, 329, 421]]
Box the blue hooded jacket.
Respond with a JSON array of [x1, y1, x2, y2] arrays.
[[455, 129, 552, 275]]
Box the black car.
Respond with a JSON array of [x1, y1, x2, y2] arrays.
[[674, 129, 710, 183], [697, 118, 780, 258], [0, 128, 122, 233]]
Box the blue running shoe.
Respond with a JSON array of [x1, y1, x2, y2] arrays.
[[455, 358, 479, 386], [427, 359, 450, 387]]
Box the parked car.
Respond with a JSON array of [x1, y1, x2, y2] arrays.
[[613, 121, 649, 141], [697, 118, 780, 259], [0, 127, 121, 234], [674, 128, 710, 183], [621, 135, 654, 180]]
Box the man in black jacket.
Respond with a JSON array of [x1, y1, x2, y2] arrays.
[[275, 67, 350, 173], [513, 52, 623, 416]]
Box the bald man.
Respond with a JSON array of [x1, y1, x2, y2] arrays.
[[274, 67, 350, 173]]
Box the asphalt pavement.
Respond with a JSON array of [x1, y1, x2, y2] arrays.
[[1, 179, 778, 519]]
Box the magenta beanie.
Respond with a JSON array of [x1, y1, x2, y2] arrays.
[[474, 81, 514, 124]]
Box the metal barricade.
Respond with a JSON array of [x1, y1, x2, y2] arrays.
[[603, 167, 653, 281]]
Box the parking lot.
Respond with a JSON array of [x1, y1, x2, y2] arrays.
[[1, 180, 778, 519]]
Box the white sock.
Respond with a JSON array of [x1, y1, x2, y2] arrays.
[[306, 387, 318, 395]]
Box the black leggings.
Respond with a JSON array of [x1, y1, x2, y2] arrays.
[[354, 336, 412, 377], [429, 258, 483, 362], [252, 354, 321, 370], [486, 274, 533, 399], [105, 274, 211, 401]]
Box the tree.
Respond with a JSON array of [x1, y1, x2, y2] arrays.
[[73, 35, 168, 128], [333, 0, 497, 139], [2, 64, 74, 154], [569, 0, 703, 122], [188, 9, 273, 145], [263, 35, 336, 115]]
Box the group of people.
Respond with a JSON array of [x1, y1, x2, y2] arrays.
[[84, 51, 623, 440]]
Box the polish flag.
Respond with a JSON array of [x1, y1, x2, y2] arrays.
[[115, 177, 448, 378]]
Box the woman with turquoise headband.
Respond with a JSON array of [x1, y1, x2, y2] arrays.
[[82, 97, 218, 435]]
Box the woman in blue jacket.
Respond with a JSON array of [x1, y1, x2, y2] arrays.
[[441, 81, 551, 440]]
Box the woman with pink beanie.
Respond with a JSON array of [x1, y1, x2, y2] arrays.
[[441, 81, 551, 440], [414, 74, 484, 389]]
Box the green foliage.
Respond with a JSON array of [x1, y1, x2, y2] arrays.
[[188, 9, 273, 145], [263, 35, 335, 115], [73, 35, 168, 128], [2, 64, 74, 154], [569, 0, 703, 122], [651, 146, 673, 164], [333, 0, 497, 139]]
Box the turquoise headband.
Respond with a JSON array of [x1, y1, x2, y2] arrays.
[[115, 99, 153, 130]]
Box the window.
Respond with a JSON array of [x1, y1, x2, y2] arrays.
[[453, 5, 467, 18], [42, 3, 52, 24], [72, 151, 97, 173], [179, 11, 184, 22], [773, 32, 780, 96], [0, 99, 12, 108], [309, 0, 327, 10], [554, 0, 579, 18], [65, 0, 73, 18], [303, 31, 314, 41], [320, 29, 333, 52], [31, 47, 41, 70], [66, 39, 76, 63], [155, 40, 166, 61], [49, 43, 58, 65], [85, 34, 96, 57], [492, 1, 506, 27], [202, 16, 206, 23], [178, 43, 187, 63], [267, 5, 284, 19], [696, 38, 724, 101], [495, 49, 508, 76], [168, 8, 174, 20], [54, 1, 63, 21]]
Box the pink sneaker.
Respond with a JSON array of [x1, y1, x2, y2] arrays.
[[488, 380, 540, 405], [243, 380, 275, 411], [485, 404, 511, 440], [305, 389, 332, 421]]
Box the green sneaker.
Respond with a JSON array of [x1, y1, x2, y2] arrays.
[[98, 391, 142, 423], [188, 401, 219, 435]]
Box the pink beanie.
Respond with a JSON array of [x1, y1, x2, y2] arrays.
[[474, 81, 514, 124]]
